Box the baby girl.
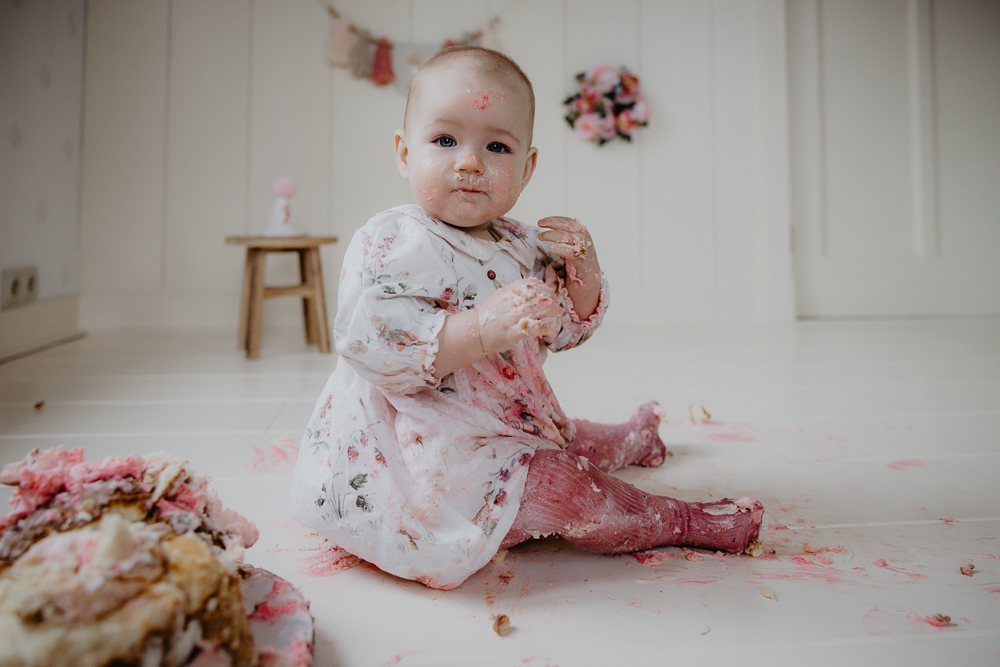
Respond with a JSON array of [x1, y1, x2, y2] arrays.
[[291, 46, 763, 589]]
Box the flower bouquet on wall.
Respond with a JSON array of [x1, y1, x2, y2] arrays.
[[564, 64, 649, 146]]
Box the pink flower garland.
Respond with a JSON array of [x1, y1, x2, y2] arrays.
[[564, 64, 649, 145]]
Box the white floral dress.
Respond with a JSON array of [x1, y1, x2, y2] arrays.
[[290, 205, 608, 589]]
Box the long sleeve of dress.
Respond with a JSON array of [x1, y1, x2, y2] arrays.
[[333, 211, 455, 395], [532, 246, 609, 353]]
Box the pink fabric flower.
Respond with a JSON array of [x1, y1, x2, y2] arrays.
[[273, 177, 296, 198]]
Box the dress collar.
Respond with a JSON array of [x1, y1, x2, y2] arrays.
[[399, 205, 536, 268]]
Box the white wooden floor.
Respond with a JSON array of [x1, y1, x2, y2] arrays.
[[1, 319, 998, 666]]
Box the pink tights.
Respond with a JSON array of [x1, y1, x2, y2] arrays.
[[501, 402, 764, 554]]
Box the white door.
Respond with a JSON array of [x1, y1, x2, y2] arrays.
[[788, 0, 1000, 318]]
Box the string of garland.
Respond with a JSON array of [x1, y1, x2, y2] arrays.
[[316, 1, 504, 93]]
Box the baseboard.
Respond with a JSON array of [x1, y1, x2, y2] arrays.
[[0, 294, 81, 361]]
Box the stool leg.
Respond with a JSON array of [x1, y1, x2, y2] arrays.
[[306, 247, 332, 354], [298, 249, 317, 345], [247, 249, 266, 359], [238, 249, 255, 353]]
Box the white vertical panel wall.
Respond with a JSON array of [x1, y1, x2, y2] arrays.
[[789, 0, 1000, 317], [78, 0, 795, 332], [0, 0, 86, 358]]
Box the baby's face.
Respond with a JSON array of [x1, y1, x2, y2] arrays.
[[395, 65, 537, 235]]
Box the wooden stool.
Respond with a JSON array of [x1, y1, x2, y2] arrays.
[[226, 235, 338, 359]]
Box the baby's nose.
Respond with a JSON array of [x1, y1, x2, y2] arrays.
[[455, 149, 483, 173]]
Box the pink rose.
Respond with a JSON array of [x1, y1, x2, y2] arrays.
[[615, 70, 641, 105], [573, 113, 603, 141], [615, 109, 636, 134], [632, 100, 649, 124], [598, 114, 617, 140], [585, 63, 619, 96], [573, 94, 603, 115]]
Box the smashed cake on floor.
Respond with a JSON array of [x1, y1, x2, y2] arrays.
[[0, 446, 266, 667]]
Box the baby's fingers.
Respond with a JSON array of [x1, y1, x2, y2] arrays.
[[517, 316, 561, 338], [545, 242, 581, 260], [538, 216, 586, 233]]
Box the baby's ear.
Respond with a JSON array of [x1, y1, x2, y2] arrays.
[[519, 146, 539, 192], [393, 130, 409, 180]]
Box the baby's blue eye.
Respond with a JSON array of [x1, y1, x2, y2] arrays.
[[487, 142, 511, 154], [434, 136, 456, 148]]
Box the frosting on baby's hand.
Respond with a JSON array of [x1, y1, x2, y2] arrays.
[[477, 278, 562, 354]]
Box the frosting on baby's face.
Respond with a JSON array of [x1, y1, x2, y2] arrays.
[[394, 64, 538, 237]]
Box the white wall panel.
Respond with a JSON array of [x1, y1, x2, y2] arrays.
[[822, 0, 912, 257], [712, 0, 761, 312], [790, 0, 1000, 317], [76, 0, 796, 331], [640, 1, 715, 311], [935, 0, 1000, 259], [166, 0, 250, 294], [80, 0, 169, 297], [1, 0, 84, 300], [0, 0, 86, 357]]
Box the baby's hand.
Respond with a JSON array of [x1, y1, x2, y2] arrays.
[[538, 217, 599, 268], [476, 278, 562, 354]]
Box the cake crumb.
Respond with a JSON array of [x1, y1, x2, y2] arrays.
[[759, 585, 775, 600], [960, 563, 975, 577], [493, 614, 511, 636], [925, 614, 954, 628], [689, 404, 711, 424]]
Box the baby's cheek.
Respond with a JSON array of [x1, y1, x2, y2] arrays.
[[413, 155, 442, 200], [412, 171, 443, 205], [486, 165, 519, 204]]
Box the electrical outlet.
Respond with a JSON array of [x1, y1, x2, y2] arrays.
[[1, 265, 39, 310]]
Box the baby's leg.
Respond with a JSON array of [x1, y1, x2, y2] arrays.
[[501, 449, 763, 554], [568, 401, 667, 472]]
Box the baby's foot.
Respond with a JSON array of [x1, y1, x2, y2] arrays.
[[682, 497, 765, 554], [625, 401, 668, 467]]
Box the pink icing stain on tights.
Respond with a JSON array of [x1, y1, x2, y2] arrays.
[[503, 448, 764, 554]]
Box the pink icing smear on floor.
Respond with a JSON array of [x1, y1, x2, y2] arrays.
[[250, 436, 300, 472], [874, 558, 927, 579], [301, 546, 361, 577], [632, 550, 672, 565], [698, 432, 755, 442], [886, 459, 924, 471]]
